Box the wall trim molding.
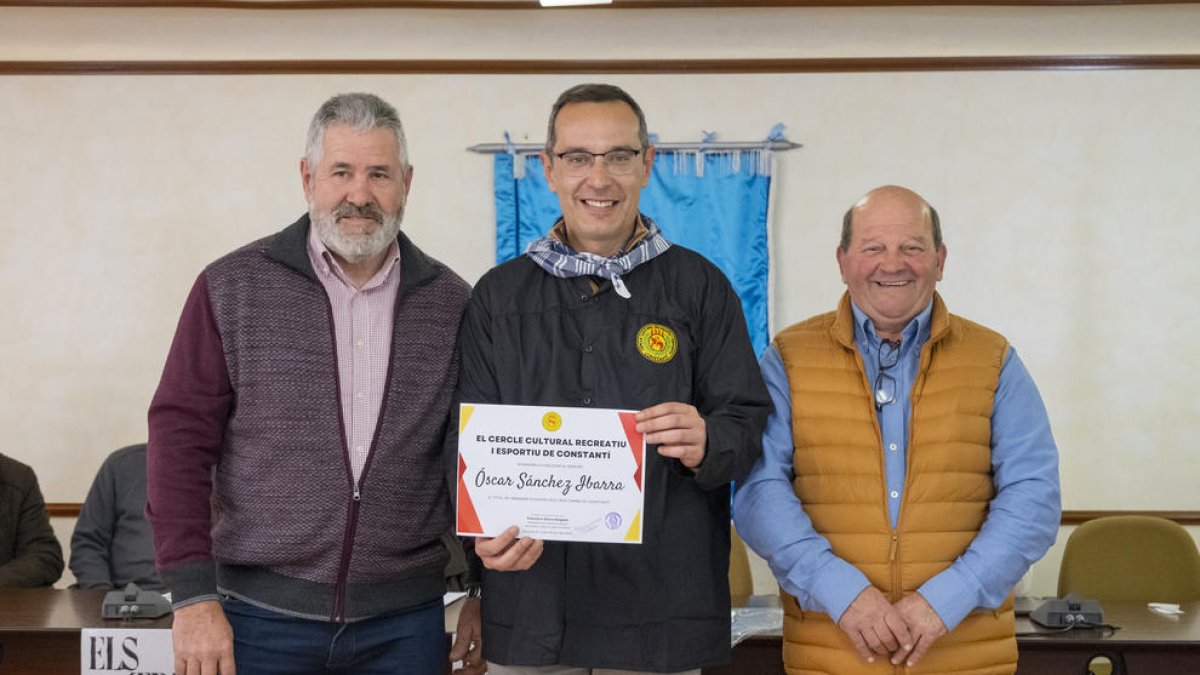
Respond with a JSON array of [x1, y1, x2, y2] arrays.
[[44, 503, 1200, 523], [3, 1, 1197, 9], [1059, 510, 1200, 525], [47, 503, 83, 518], [3, 55, 1199, 76], [46, 499, 79, 514]]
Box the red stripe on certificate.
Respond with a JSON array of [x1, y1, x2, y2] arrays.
[[457, 453, 483, 534], [618, 411, 644, 491]]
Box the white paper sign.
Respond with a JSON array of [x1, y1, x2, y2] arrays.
[[81, 628, 174, 674], [456, 403, 645, 544]]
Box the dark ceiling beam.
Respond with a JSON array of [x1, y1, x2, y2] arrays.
[[2, 55, 1199, 76], [2, 0, 1198, 9]]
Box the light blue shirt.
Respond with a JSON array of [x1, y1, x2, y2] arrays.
[[732, 300, 1061, 630]]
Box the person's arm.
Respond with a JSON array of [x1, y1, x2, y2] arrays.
[[453, 280, 545, 572], [914, 348, 1061, 631], [732, 347, 872, 620], [735, 347, 915, 663], [147, 272, 232, 605], [70, 454, 119, 589], [449, 595, 485, 675], [146, 273, 237, 675], [443, 369, 486, 675], [673, 269, 772, 489], [0, 466, 64, 587], [454, 281, 501, 413]]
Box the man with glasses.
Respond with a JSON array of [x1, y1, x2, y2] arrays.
[[734, 185, 1060, 674], [456, 83, 771, 674]]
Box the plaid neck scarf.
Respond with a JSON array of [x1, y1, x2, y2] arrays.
[[524, 215, 672, 299]]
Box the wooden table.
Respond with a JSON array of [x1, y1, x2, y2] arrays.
[[704, 598, 1200, 675], [0, 589, 471, 674], [1015, 601, 1200, 675], [7, 591, 1196, 674], [0, 588, 172, 674]]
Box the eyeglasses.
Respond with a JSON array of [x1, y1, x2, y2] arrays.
[[552, 149, 644, 177], [874, 339, 901, 411]]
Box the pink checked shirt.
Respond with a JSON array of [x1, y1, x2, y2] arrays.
[[306, 226, 402, 484]]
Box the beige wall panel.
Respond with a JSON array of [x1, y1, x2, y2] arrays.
[[2, 71, 1197, 523], [2, 6, 1200, 61]]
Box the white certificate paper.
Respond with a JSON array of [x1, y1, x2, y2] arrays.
[[456, 403, 645, 544]]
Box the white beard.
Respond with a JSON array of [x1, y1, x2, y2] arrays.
[[310, 201, 404, 263]]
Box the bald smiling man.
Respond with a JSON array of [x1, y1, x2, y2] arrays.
[[735, 186, 1061, 675]]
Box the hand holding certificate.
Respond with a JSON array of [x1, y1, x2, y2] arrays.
[[634, 401, 707, 469], [457, 403, 645, 545]]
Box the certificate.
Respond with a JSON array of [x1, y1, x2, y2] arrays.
[[456, 403, 645, 544]]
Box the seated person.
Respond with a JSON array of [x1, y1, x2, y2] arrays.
[[0, 452, 64, 587], [70, 444, 165, 591]]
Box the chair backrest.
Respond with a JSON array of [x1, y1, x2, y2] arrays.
[[729, 524, 754, 598], [1058, 515, 1200, 602]]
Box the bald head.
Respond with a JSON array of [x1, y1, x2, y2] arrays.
[[840, 185, 942, 252], [835, 185, 947, 339]]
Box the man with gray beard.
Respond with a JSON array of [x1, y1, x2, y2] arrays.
[[147, 93, 482, 675]]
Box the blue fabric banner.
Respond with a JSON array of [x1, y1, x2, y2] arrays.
[[493, 151, 772, 355]]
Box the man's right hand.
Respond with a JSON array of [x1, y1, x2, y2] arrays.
[[173, 600, 236, 675], [475, 525, 544, 571], [836, 586, 914, 664]]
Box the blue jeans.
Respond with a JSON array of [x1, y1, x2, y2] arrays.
[[222, 595, 446, 675]]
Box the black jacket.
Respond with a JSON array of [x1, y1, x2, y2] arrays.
[[457, 245, 771, 671], [0, 453, 64, 587]]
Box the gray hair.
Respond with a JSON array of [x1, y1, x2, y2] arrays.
[[545, 83, 650, 154], [840, 195, 943, 251], [305, 92, 408, 168]]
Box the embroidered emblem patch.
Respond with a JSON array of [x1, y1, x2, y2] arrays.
[[636, 323, 677, 364], [542, 411, 563, 432]]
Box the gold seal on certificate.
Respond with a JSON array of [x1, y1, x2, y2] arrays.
[[456, 403, 645, 544]]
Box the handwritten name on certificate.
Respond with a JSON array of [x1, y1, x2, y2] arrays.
[[456, 403, 645, 544]]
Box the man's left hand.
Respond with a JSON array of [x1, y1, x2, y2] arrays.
[[636, 402, 707, 469], [475, 526, 544, 571], [892, 593, 947, 667], [449, 596, 485, 675]]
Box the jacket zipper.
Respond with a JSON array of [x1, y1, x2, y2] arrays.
[[889, 347, 929, 673], [331, 483, 362, 622], [888, 529, 903, 674], [320, 285, 365, 624], [324, 277, 406, 622]]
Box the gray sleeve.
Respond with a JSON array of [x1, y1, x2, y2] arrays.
[[69, 456, 117, 589]]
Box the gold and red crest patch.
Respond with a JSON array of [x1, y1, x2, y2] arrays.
[[636, 323, 677, 364]]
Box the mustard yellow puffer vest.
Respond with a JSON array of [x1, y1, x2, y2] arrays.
[[774, 293, 1015, 675]]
